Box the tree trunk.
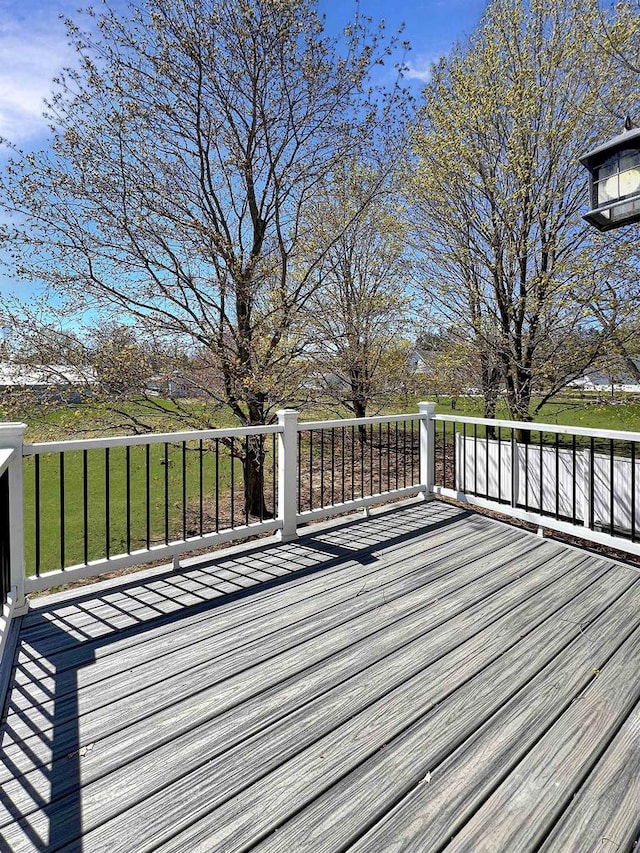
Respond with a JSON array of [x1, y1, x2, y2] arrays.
[[481, 365, 500, 440], [242, 435, 270, 520], [242, 398, 270, 520]]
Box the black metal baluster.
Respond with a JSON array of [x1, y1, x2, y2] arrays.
[[555, 433, 560, 519], [473, 424, 477, 495], [59, 453, 65, 570], [410, 419, 415, 485], [379, 422, 383, 492], [163, 442, 169, 544], [497, 427, 502, 502], [230, 437, 235, 528], [403, 421, 407, 488], [511, 429, 517, 507], [272, 433, 277, 519], [35, 455, 40, 576], [182, 441, 187, 539], [126, 445, 131, 553], [485, 426, 489, 498], [297, 432, 302, 514], [609, 438, 615, 535], [386, 422, 390, 492], [369, 423, 374, 495], [442, 420, 447, 488], [309, 430, 314, 510], [589, 437, 595, 530], [394, 422, 398, 491], [259, 436, 264, 523], [320, 429, 325, 507], [215, 438, 220, 532], [572, 435, 577, 525], [105, 447, 111, 558], [631, 441, 636, 542], [524, 439, 530, 511], [199, 439, 203, 537], [245, 436, 250, 526], [331, 429, 335, 507], [452, 422, 457, 493], [351, 425, 355, 500], [341, 428, 345, 503], [539, 431, 544, 514], [463, 423, 467, 493], [360, 427, 365, 497], [145, 444, 150, 549], [83, 450, 88, 566]]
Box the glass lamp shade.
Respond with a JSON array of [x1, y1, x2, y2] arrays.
[[580, 127, 640, 231]]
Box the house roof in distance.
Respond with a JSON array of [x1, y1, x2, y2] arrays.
[[0, 363, 96, 387]]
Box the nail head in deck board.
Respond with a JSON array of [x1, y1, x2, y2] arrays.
[[1, 502, 640, 853]]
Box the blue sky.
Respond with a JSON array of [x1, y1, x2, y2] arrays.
[[0, 0, 487, 151], [0, 0, 486, 298]]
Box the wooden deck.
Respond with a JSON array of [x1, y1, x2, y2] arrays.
[[1, 499, 640, 852]]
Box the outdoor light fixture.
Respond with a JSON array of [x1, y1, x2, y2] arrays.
[[579, 116, 640, 231]]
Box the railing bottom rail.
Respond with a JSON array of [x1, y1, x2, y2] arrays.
[[434, 486, 640, 560]]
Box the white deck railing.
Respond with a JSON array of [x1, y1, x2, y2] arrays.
[[2, 402, 640, 664], [432, 413, 640, 558]]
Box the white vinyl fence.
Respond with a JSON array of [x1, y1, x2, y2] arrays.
[[454, 434, 640, 534]]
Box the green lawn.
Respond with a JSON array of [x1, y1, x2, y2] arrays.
[[24, 438, 277, 576]]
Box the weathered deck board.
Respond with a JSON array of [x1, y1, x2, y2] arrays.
[[3, 523, 526, 749], [13, 505, 474, 672], [537, 697, 640, 852], [10, 513, 508, 690], [0, 530, 549, 790], [0, 499, 639, 853], [0, 544, 588, 834], [138, 560, 640, 853]]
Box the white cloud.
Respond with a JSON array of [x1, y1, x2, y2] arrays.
[[402, 55, 440, 84], [0, 18, 73, 143]]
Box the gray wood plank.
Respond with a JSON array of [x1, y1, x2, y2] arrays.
[[2, 525, 531, 746], [537, 697, 640, 852], [242, 567, 640, 853], [442, 623, 640, 851], [0, 547, 593, 831], [334, 576, 640, 853], [0, 530, 546, 792], [14, 507, 483, 666], [25, 558, 632, 853], [19, 503, 465, 642]]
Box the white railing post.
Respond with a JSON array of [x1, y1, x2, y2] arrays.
[[418, 402, 436, 499], [276, 409, 298, 541], [0, 423, 28, 615]]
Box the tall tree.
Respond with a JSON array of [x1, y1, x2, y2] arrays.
[[302, 164, 411, 426], [409, 0, 628, 424], [0, 0, 408, 514]]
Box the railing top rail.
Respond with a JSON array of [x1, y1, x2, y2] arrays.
[[23, 423, 282, 455], [298, 413, 422, 431], [433, 413, 640, 443]]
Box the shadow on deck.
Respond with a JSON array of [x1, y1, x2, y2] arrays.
[[1, 499, 639, 852]]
